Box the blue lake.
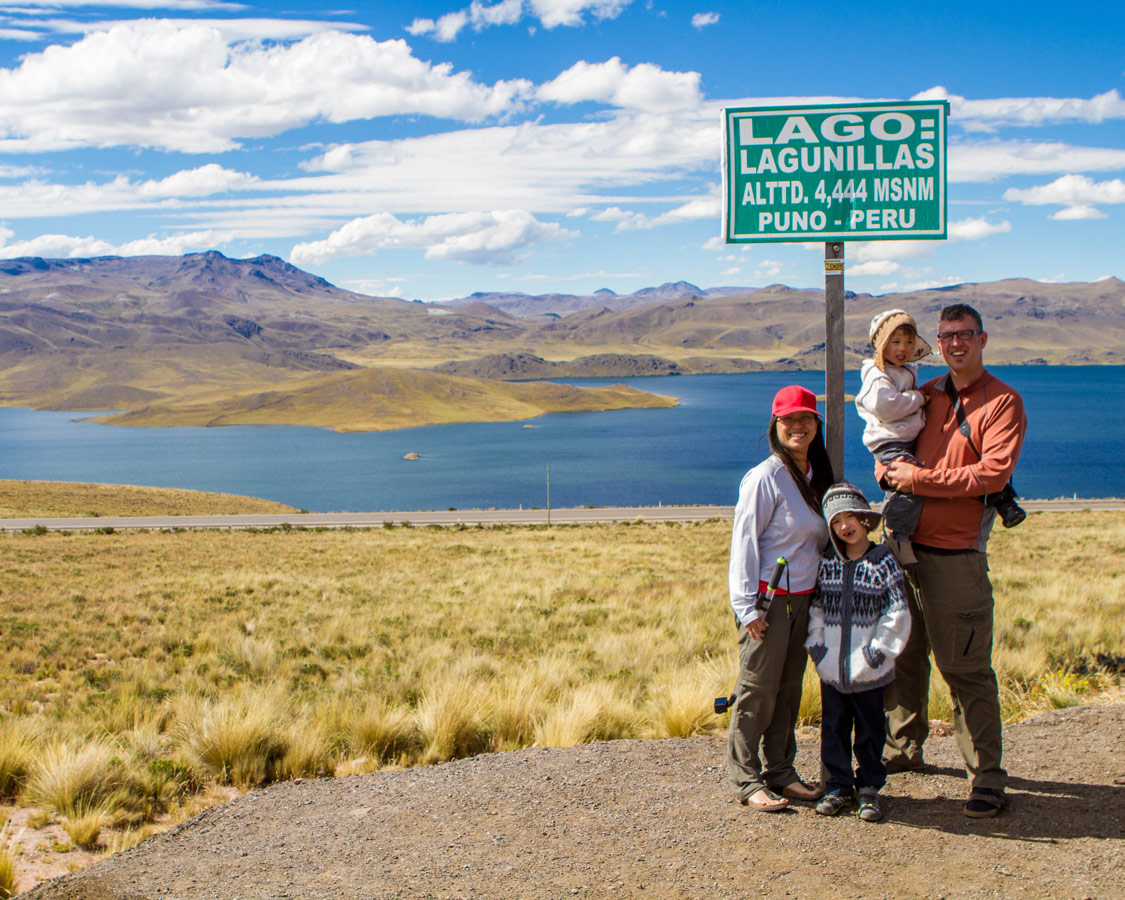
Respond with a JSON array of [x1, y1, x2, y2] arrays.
[[0, 366, 1119, 512]]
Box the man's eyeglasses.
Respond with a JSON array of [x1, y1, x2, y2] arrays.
[[936, 329, 982, 343]]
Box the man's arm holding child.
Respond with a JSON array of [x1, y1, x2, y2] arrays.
[[886, 390, 1025, 497]]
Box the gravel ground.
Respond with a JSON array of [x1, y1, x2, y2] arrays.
[[22, 703, 1124, 900]]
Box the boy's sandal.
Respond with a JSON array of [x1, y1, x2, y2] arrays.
[[743, 787, 788, 812], [963, 788, 1006, 818], [779, 780, 824, 801]]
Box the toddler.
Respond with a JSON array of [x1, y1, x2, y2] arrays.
[[854, 309, 933, 566], [806, 482, 911, 822]]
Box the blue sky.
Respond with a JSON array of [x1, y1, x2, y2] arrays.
[[0, 0, 1122, 301]]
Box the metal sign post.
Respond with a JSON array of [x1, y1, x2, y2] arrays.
[[721, 100, 948, 471], [824, 242, 845, 478]]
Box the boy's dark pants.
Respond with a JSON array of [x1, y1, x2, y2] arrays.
[[820, 681, 887, 795]]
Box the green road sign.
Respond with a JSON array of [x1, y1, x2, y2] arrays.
[[722, 100, 948, 243]]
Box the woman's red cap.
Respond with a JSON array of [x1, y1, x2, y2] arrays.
[[771, 385, 821, 419]]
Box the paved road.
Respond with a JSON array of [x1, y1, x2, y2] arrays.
[[0, 499, 1121, 532]]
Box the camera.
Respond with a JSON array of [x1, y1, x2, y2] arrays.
[[986, 481, 1026, 528], [714, 693, 736, 715]]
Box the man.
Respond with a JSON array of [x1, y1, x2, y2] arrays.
[[882, 303, 1027, 818]]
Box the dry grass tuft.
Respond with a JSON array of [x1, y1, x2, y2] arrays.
[[61, 803, 109, 850], [0, 720, 35, 802], [644, 663, 724, 738], [415, 676, 491, 764], [22, 740, 122, 819], [348, 699, 419, 765], [171, 690, 289, 786], [535, 683, 637, 748]]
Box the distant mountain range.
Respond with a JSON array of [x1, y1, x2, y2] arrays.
[[442, 282, 753, 318], [0, 251, 1121, 430]]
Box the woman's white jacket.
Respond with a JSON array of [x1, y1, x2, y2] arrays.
[[728, 455, 829, 626]]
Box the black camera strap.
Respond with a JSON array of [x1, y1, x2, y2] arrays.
[[942, 374, 983, 460]]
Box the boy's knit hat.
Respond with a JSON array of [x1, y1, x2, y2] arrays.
[[821, 482, 881, 531], [869, 309, 933, 371]]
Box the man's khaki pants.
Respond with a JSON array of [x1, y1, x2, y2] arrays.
[[884, 547, 1007, 791], [726, 594, 810, 801]]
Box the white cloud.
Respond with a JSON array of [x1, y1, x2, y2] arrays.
[[32, 17, 369, 42], [283, 108, 718, 220], [851, 241, 933, 263], [339, 278, 406, 298], [950, 138, 1125, 182], [1003, 174, 1125, 218], [538, 57, 701, 111], [434, 11, 471, 40], [289, 209, 576, 266], [592, 193, 719, 231], [850, 218, 1009, 271], [0, 228, 234, 259], [1050, 206, 1106, 220], [649, 194, 720, 224], [0, 165, 265, 218], [0, 28, 43, 41], [408, 0, 630, 39], [136, 164, 259, 198], [0, 21, 533, 153], [0, 164, 39, 179], [532, 0, 631, 27], [947, 216, 1012, 241], [849, 260, 901, 277], [471, 0, 525, 27], [691, 12, 719, 28], [5, 0, 240, 9], [590, 206, 635, 222], [915, 86, 1125, 129]]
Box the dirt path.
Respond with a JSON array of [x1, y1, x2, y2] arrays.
[[21, 703, 1125, 900]]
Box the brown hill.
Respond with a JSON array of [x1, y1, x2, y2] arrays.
[[1, 253, 1121, 429], [85, 366, 677, 432]]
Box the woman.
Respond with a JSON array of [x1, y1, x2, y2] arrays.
[[726, 384, 835, 811]]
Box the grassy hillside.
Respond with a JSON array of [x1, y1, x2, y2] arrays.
[[0, 480, 298, 518]]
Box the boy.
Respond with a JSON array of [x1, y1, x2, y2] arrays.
[[854, 309, 933, 567], [806, 482, 911, 821]]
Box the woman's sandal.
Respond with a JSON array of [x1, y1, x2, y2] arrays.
[[744, 786, 789, 812]]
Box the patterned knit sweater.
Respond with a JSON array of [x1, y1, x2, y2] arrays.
[[805, 541, 911, 693]]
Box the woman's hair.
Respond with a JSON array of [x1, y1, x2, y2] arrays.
[[767, 416, 835, 512]]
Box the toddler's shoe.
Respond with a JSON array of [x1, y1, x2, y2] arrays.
[[883, 536, 919, 569], [858, 789, 882, 822], [815, 791, 855, 816]]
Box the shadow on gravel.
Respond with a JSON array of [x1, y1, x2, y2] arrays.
[[886, 778, 1125, 841]]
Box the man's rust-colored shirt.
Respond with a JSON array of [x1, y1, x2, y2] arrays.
[[881, 370, 1027, 551]]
